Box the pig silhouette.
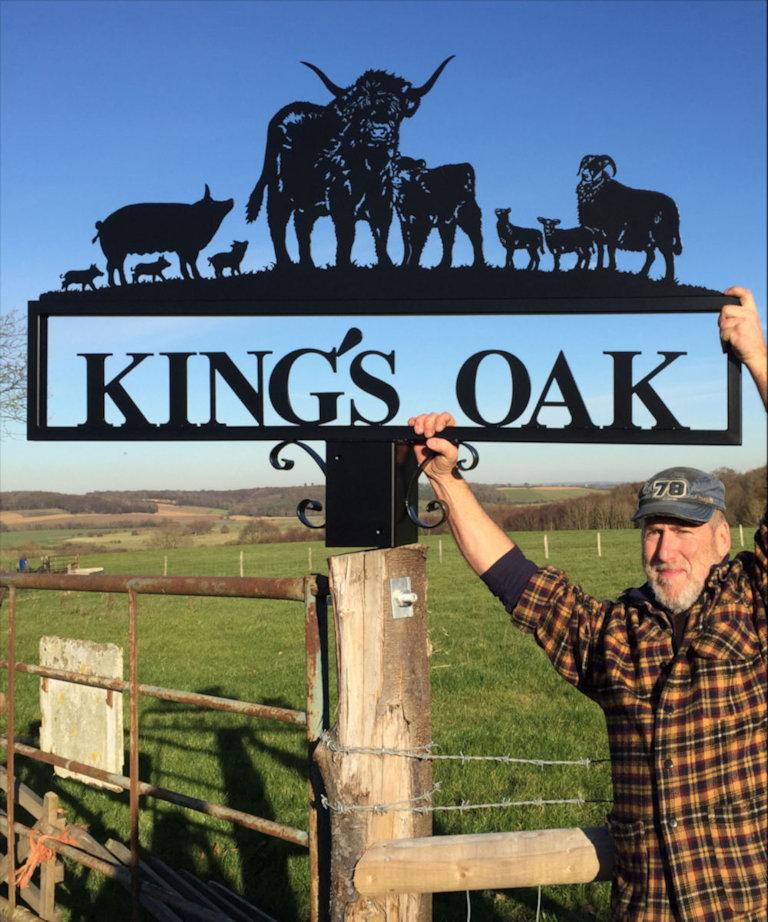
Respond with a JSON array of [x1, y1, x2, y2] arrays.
[[208, 240, 248, 278], [60, 264, 104, 291], [92, 185, 233, 286], [131, 255, 171, 284]]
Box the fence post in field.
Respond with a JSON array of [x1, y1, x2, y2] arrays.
[[543, 534, 549, 559], [318, 545, 432, 922], [597, 532, 602, 557]]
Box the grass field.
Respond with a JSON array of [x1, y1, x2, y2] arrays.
[[496, 486, 608, 504], [2, 521, 759, 921]]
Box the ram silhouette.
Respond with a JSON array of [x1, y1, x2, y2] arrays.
[[576, 155, 681, 281]]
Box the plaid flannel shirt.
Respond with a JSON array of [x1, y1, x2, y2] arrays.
[[482, 514, 767, 922]]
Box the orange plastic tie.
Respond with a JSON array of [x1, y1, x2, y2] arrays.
[[14, 827, 78, 889]]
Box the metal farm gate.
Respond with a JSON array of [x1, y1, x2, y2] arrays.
[[0, 572, 331, 922]]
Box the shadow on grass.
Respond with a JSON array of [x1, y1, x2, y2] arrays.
[[140, 687, 307, 919]]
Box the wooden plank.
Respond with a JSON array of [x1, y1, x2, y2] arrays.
[[105, 839, 185, 922], [354, 826, 616, 895], [146, 859, 225, 914], [17, 880, 42, 914], [0, 767, 45, 821], [32, 792, 63, 922], [208, 880, 279, 921], [176, 870, 241, 920], [65, 824, 122, 867]]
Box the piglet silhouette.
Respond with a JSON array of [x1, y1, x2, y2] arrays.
[[131, 255, 171, 284], [92, 185, 233, 286], [60, 264, 104, 291], [208, 240, 248, 278]]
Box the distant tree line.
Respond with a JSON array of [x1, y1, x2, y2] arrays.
[[416, 465, 766, 534], [477, 465, 766, 532], [2, 465, 764, 534], [0, 490, 157, 515]]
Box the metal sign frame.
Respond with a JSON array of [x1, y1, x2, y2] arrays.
[[27, 293, 741, 446]]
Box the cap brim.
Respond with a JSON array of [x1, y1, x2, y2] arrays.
[[632, 501, 716, 524]]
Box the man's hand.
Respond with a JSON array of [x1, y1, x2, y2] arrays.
[[408, 411, 514, 572], [408, 412, 460, 478], [721, 287, 767, 408]]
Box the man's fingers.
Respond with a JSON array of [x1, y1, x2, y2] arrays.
[[408, 411, 456, 439]]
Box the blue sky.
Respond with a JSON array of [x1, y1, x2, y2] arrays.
[[1, 0, 766, 493]]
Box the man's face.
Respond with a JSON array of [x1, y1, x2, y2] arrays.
[[641, 515, 731, 614]]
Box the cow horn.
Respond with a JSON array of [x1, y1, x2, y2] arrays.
[[204, 184, 211, 199], [409, 55, 455, 100], [301, 62, 345, 97]]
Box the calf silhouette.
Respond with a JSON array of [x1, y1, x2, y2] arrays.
[[394, 156, 484, 268]]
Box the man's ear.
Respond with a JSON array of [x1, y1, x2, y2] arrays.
[[716, 519, 731, 558]]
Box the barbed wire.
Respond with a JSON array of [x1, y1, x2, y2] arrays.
[[319, 732, 612, 815], [320, 731, 609, 767], [320, 781, 609, 816]]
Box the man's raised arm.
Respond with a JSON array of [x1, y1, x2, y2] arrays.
[[720, 286, 767, 409], [408, 411, 515, 575]]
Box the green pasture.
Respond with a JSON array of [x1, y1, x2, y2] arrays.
[[0, 531, 661, 920], [0, 521, 263, 568], [497, 486, 607, 504]]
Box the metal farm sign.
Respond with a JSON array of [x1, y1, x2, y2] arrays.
[[27, 57, 742, 544]]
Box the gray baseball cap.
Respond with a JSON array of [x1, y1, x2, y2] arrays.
[[632, 467, 726, 524]]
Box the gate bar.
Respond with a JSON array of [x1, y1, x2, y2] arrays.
[[2, 739, 309, 847], [0, 573, 309, 601], [0, 661, 307, 725]]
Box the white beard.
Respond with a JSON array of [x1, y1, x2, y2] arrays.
[[647, 572, 703, 614]]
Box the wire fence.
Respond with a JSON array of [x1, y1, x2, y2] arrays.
[[319, 734, 612, 817]]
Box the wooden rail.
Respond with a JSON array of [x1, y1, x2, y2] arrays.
[[354, 826, 615, 896]]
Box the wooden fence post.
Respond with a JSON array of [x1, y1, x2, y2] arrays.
[[317, 545, 432, 922]]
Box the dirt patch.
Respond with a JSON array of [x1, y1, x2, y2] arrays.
[[1, 503, 224, 530]]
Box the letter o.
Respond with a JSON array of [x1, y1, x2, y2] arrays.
[[456, 350, 531, 426]]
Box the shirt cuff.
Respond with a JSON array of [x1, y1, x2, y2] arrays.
[[481, 545, 539, 611]]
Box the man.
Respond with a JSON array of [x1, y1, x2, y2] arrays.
[[409, 287, 767, 922]]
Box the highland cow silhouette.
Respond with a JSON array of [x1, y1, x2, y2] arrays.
[[393, 156, 484, 268], [246, 57, 454, 269], [576, 154, 682, 281], [60, 264, 104, 291], [92, 185, 233, 286], [208, 240, 248, 278]]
